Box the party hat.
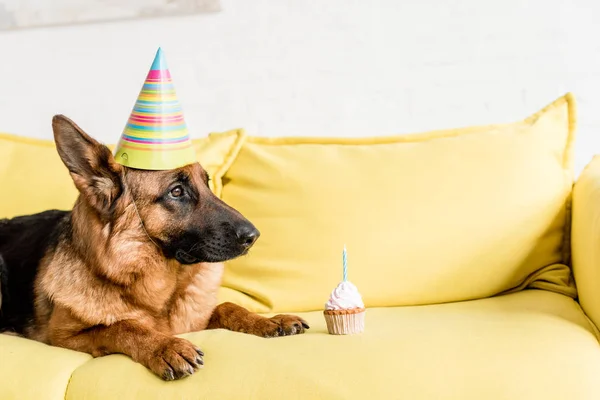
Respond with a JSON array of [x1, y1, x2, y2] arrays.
[[114, 48, 197, 170]]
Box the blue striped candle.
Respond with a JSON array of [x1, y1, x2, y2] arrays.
[[343, 245, 347, 281]]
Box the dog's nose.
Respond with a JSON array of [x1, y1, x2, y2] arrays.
[[236, 224, 260, 248]]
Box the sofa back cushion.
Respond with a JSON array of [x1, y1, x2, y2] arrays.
[[0, 134, 79, 219], [217, 94, 577, 313], [0, 130, 243, 219]]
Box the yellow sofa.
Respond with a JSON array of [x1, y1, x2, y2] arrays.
[[1, 93, 600, 399]]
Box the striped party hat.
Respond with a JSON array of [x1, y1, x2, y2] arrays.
[[114, 48, 196, 170]]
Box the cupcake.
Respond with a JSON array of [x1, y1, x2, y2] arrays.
[[323, 280, 365, 335]]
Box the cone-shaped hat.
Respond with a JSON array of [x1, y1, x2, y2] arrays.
[[114, 48, 196, 170]]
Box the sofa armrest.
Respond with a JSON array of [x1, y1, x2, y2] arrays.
[[572, 156, 600, 329]]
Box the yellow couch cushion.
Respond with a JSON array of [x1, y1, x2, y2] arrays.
[[0, 129, 244, 219], [572, 155, 600, 330], [61, 290, 599, 400], [218, 94, 577, 313], [0, 334, 91, 400], [0, 134, 79, 219]]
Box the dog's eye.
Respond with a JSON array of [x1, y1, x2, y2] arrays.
[[170, 186, 184, 198]]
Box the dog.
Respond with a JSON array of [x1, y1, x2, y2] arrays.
[[0, 115, 309, 380]]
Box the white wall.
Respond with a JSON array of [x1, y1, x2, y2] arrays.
[[0, 0, 597, 175]]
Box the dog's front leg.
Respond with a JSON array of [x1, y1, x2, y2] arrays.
[[49, 312, 203, 380], [207, 302, 309, 337]]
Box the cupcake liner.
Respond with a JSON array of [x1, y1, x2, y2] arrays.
[[323, 308, 365, 335]]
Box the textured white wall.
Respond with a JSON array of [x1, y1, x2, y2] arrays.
[[0, 0, 597, 175]]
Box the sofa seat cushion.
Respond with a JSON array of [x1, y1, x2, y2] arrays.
[[55, 290, 599, 400], [0, 334, 91, 400]]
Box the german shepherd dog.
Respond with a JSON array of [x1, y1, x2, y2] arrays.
[[0, 115, 308, 380]]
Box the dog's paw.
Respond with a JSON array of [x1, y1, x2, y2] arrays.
[[144, 337, 204, 381], [257, 315, 310, 338]]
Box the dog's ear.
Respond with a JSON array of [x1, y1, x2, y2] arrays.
[[52, 115, 123, 217]]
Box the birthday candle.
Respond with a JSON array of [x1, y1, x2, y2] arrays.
[[343, 245, 347, 281]]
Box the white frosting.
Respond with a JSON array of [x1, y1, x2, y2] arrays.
[[325, 281, 364, 310]]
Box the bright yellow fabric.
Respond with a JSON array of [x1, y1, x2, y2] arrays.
[[219, 94, 577, 313], [196, 129, 247, 197], [60, 290, 600, 400], [0, 134, 79, 219], [0, 130, 243, 219], [0, 334, 91, 400], [572, 155, 600, 330]]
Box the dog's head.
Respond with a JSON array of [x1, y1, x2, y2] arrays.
[[51, 115, 259, 264]]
